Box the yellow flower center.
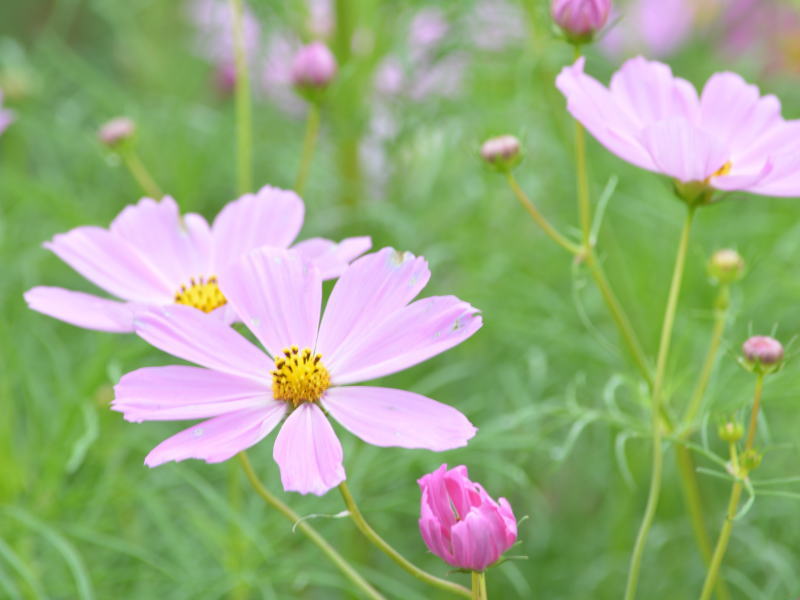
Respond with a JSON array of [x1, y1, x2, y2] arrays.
[[271, 346, 331, 406], [174, 276, 227, 313]]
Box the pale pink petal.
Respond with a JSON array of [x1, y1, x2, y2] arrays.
[[316, 248, 430, 364], [45, 227, 173, 302], [24, 286, 142, 332], [113, 366, 275, 421], [110, 197, 213, 286], [609, 56, 700, 126], [134, 304, 272, 381], [144, 405, 285, 466], [273, 403, 345, 495], [700, 72, 782, 154], [640, 118, 729, 182], [211, 185, 304, 271], [323, 386, 476, 450], [745, 152, 800, 196], [713, 160, 773, 192], [555, 58, 655, 171], [291, 236, 372, 280], [328, 296, 482, 384], [219, 247, 321, 356]]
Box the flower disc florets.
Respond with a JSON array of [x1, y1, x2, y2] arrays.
[[174, 276, 227, 313], [271, 346, 331, 406]]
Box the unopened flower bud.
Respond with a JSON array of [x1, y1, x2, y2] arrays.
[[480, 135, 521, 171], [291, 42, 337, 94], [98, 117, 136, 148], [418, 464, 517, 572], [741, 336, 784, 373], [708, 249, 744, 284], [551, 0, 611, 43], [717, 421, 744, 443], [739, 448, 762, 473]]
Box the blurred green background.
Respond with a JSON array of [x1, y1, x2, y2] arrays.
[[2, 0, 800, 598]]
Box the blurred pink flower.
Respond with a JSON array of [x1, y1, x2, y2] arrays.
[[113, 247, 481, 495], [418, 464, 517, 571], [723, 0, 800, 76], [556, 56, 800, 198], [291, 41, 337, 89], [307, 0, 334, 39], [0, 91, 15, 135], [25, 186, 370, 332], [467, 0, 526, 51], [601, 0, 696, 58]]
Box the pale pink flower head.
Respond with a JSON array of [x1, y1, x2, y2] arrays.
[[112, 247, 481, 495], [25, 185, 370, 333], [98, 116, 136, 147], [0, 91, 14, 135], [742, 336, 784, 367], [418, 464, 517, 572], [291, 42, 337, 90], [601, 0, 696, 58], [552, 0, 611, 42], [556, 56, 800, 203]]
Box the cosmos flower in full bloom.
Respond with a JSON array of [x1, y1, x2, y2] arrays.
[[418, 464, 517, 571], [556, 56, 800, 202], [25, 185, 370, 332], [113, 247, 481, 495]]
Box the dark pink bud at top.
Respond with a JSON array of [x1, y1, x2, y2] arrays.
[[418, 464, 517, 572], [551, 0, 611, 39], [742, 336, 784, 366], [98, 117, 136, 147], [291, 42, 337, 90]]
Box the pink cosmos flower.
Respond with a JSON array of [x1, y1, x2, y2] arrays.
[[556, 56, 800, 199], [418, 464, 517, 572], [0, 91, 14, 135], [113, 247, 480, 495], [601, 0, 696, 58], [25, 185, 370, 333]]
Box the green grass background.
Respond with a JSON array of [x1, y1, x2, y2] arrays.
[[2, 0, 800, 598]]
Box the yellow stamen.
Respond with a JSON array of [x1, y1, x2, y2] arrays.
[[174, 276, 227, 313], [710, 160, 732, 179], [271, 346, 331, 406]]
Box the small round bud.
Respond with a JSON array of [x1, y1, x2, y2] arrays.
[[291, 42, 337, 92], [739, 448, 762, 474], [98, 117, 136, 148], [717, 421, 744, 443], [480, 135, 521, 171], [742, 336, 784, 372], [708, 249, 744, 284], [551, 0, 611, 44]]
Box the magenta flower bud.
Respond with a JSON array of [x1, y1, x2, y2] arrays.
[[418, 465, 517, 572], [551, 0, 611, 42], [291, 42, 337, 91], [742, 336, 784, 369], [98, 117, 136, 148]]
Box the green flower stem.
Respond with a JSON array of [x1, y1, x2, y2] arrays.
[[294, 103, 321, 196], [120, 149, 162, 198], [338, 481, 471, 599], [572, 45, 591, 251], [471, 571, 487, 600], [682, 284, 731, 427], [237, 453, 385, 600], [229, 0, 252, 195], [625, 206, 696, 600], [673, 284, 733, 600], [505, 173, 581, 255], [699, 374, 763, 600], [504, 173, 652, 385]]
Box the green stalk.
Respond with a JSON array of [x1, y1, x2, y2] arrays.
[[338, 482, 471, 598], [120, 149, 162, 198], [294, 103, 321, 196], [237, 453, 385, 600], [624, 207, 696, 600], [699, 374, 763, 600], [471, 571, 488, 600], [229, 0, 252, 194]]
